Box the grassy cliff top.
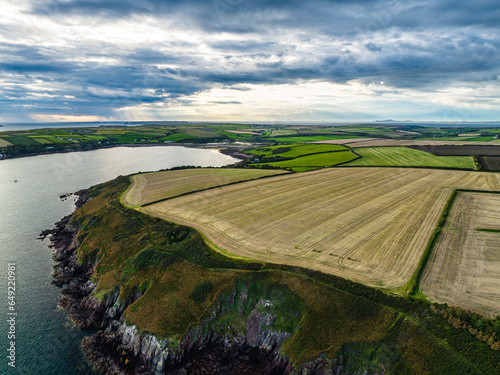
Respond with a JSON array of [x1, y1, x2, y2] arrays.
[[69, 171, 500, 373]]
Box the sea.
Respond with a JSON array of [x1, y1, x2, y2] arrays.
[[0, 146, 237, 374]]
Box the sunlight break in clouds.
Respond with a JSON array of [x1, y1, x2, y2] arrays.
[[0, 0, 499, 122]]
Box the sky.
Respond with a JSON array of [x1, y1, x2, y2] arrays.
[[0, 0, 499, 123]]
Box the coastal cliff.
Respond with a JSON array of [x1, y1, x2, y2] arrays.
[[43, 176, 500, 375], [45, 193, 369, 375], [47, 212, 307, 375]]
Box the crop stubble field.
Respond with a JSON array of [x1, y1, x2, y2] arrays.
[[345, 139, 500, 147], [137, 167, 500, 291], [344, 147, 476, 169], [421, 192, 500, 317], [0, 137, 12, 147], [122, 168, 288, 207]]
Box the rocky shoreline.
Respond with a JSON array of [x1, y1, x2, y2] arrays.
[[44, 191, 296, 375]]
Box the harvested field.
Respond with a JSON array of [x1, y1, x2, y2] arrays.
[[310, 138, 376, 144], [3, 135, 40, 146], [270, 129, 297, 136], [140, 168, 500, 291], [421, 192, 500, 317], [225, 130, 261, 135], [344, 147, 476, 169], [0, 138, 12, 147], [478, 156, 500, 172], [122, 168, 287, 207], [347, 139, 500, 148], [410, 145, 500, 156], [29, 136, 53, 144]]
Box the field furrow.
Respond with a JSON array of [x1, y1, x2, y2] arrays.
[[122, 168, 288, 207], [344, 147, 476, 169], [421, 192, 500, 317], [138, 168, 500, 291]]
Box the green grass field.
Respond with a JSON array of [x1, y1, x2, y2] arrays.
[[4, 135, 41, 146], [267, 135, 367, 143], [29, 136, 54, 144], [46, 137, 72, 144], [181, 128, 219, 138], [84, 135, 109, 140], [246, 144, 348, 158], [344, 147, 476, 169], [221, 131, 253, 140], [159, 134, 196, 142], [252, 150, 357, 171]]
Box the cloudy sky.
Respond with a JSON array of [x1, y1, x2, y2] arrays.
[[1, 0, 499, 123]]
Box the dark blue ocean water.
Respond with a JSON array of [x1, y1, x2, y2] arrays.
[[0, 146, 237, 374]]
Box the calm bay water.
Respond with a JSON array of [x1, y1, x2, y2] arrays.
[[0, 146, 237, 374]]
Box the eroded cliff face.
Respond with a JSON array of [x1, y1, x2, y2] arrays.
[[45, 192, 383, 375], [46, 209, 295, 375], [81, 291, 295, 375]]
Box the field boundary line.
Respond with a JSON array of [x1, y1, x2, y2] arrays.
[[122, 169, 291, 208], [116, 181, 496, 373], [246, 147, 352, 161], [338, 146, 477, 170], [408, 189, 500, 296], [248, 150, 358, 170], [336, 164, 485, 172], [336, 146, 361, 165]]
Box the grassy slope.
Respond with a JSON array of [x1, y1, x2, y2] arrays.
[[70, 175, 500, 374], [345, 147, 476, 169]]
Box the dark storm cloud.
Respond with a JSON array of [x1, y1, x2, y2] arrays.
[[0, 62, 68, 73], [1, 0, 498, 119], [31, 0, 500, 32]]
